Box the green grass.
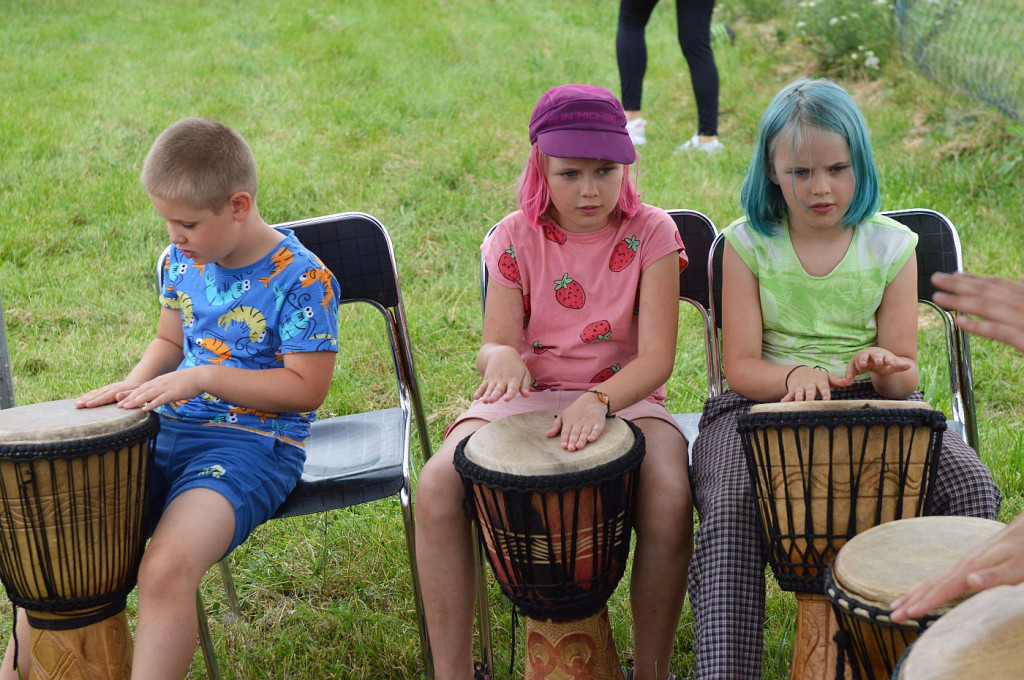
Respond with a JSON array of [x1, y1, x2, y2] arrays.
[[1, 1, 1023, 678]]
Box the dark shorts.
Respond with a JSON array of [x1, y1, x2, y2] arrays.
[[150, 415, 306, 556]]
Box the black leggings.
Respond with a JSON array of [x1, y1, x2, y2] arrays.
[[616, 0, 720, 136]]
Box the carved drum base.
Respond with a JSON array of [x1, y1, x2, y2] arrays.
[[525, 607, 624, 680]]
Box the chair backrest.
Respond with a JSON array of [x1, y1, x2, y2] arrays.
[[708, 208, 977, 447], [158, 212, 432, 460], [666, 209, 720, 398], [884, 208, 977, 448]]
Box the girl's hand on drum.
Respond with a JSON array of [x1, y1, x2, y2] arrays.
[[845, 348, 913, 381], [546, 397, 608, 451], [781, 366, 852, 402], [76, 381, 141, 409], [474, 345, 532, 403]]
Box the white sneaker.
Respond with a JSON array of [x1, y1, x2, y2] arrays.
[[676, 134, 724, 154], [626, 118, 647, 146]]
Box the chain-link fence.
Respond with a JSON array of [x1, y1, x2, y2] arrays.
[[895, 0, 1023, 123]]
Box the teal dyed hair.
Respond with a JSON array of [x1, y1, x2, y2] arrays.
[[739, 78, 880, 236]]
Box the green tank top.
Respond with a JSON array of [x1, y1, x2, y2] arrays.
[[723, 212, 917, 377]]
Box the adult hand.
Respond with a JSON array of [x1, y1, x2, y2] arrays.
[[890, 514, 1024, 623], [932, 271, 1024, 353]]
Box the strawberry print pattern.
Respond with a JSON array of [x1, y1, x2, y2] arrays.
[[553, 273, 585, 309], [498, 245, 520, 283], [580, 320, 612, 343], [609, 235, 640, 271]]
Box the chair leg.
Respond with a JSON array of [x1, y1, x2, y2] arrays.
[[196, 590, 222, 680], [218, 559, 242, 623], [472, 527, 495, 676], [401, 483, 434, 679]]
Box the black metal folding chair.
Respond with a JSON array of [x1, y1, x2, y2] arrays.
[[0, 292, 13, 410], [666, 209, 720, 458]]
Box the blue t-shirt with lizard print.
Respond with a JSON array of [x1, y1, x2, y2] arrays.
[[156, 228, 340, 445]]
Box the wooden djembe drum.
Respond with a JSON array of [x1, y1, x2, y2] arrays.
[[824, 515, 1004, 680], [737, 400, 945, 680], [0, 399, 156, 680], [894, 581, 1024, 679], [454, 410, 644, 680]]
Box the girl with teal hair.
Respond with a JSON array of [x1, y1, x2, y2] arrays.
[[687, 78, 1000, 679]]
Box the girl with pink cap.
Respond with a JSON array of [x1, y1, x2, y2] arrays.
[[414, 84, 691, 680]]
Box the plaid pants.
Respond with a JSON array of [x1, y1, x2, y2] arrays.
[[688, 383, 1002, 679]]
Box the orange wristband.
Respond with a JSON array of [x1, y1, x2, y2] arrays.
[[585, 390, 612, 416]]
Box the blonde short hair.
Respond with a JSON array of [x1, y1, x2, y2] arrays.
[[141, 117, 258, 212]]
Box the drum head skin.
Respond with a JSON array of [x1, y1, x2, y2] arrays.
[[749, 399, 935, 415], [0, 399, 151, 446], [462, 410, 635, 476], [899, 582, 1024, 679], [833, 516, 1005, 614]]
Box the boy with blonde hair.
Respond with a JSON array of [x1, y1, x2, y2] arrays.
[[3, 117, 339, 679]]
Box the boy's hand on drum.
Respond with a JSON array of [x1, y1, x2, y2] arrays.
[[845, 348, 913, 381], [782, 365, 852, 402], [474, 345, 532, 403], [547, 397, 608, 452], [77, 381, 142, 409], [115, 368, 207, 411]]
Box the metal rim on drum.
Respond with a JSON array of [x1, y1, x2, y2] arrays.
[[0, 405, 158, 629], [737, 402, 946, 593], [454, 415, 645, 622]]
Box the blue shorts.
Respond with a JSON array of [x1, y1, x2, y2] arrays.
[[150, 415, 306, 556]]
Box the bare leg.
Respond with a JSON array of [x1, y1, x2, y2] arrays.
[[0, 611, 31, 680], [130, 488, 234, 680], [415, 419, 488, 680], [630, 419, 692, 680]]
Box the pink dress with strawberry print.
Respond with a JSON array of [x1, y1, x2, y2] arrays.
[[453, 203, 686, 435]]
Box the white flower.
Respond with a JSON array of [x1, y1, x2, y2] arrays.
[[851, 52, 859, 60], [797, 21, 806, 28], [829, 16, 840, 25], [865, 52, 881, 69]]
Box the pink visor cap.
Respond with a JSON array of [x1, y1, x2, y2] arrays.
[[528, 84, 636, 165]]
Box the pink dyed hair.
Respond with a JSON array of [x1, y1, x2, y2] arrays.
[[516, 144, 640, 231]]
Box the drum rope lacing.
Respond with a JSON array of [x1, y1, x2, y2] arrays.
[[454, 419, 646, 675], [0, 416, 158, 628], [824, 565, 939, 680], [737, 406, 946, 593]]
